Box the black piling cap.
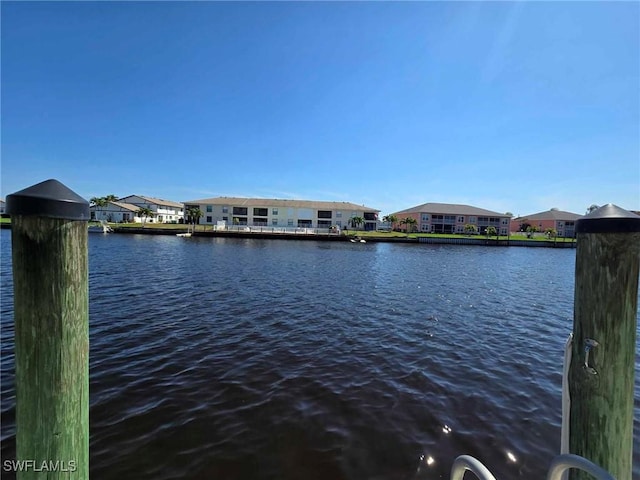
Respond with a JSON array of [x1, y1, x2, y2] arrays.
[[576, 204, 640, 234], [6, 179, 90, 221]]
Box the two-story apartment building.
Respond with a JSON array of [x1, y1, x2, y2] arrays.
[[183, 197, 380, 230], [510, 208, 582, 237], [391, 202, 511, 235], [90, 200, 141, 223], [118, 195, 184, 223]]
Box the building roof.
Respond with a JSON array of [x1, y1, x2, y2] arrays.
[[90, 201, 140, 212], [119, 195, 183, 208], [392, 202, 507, 217], [514, 209, 582, 222], [183, 196, 380, 213], [110, 201, 141, 212]]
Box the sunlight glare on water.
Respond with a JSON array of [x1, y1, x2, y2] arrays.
[[1, 231, 639, 479]]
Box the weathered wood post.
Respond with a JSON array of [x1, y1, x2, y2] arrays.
[[7, 179, 90, 479], [568, 204, 640, 479]]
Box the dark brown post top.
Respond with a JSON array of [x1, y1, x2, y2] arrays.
[[576, 203, 640, 234], [6, 178, 89, 220]]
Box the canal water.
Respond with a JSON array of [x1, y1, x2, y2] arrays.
[[1, 230, 638, 479]]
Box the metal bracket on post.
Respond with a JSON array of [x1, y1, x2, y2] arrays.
[[583, 338, 599, 375]]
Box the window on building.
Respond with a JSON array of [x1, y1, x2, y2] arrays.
[[469, 217, 476, 223], [287, 219, 294, 226], [318, 210, 332, 219], [422, 214, 429, 222], [272, 208, 278, 215], [222, 207, 228, 213], [233, 207, 248, 215], [336, 211, 342, 218], [206, 205, 212, 213], [272, 219, 278, 226], [253, 208, 268, 216], [458, 216, 465, 223], [206, 216, 212, 223]]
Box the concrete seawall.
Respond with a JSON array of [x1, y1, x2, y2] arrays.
[[418, 236, 576, 248], [110, 227, 575, 247]]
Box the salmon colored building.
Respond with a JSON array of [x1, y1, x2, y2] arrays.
[[510, 208, 582, 237], [391, 202, 511, 235]]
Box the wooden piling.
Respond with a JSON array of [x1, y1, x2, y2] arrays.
[[568, 204, 640, 479], [7, 179, 90, 479]]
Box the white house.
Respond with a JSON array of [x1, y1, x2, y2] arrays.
[[90, 201, 141, 223], [117, 195, 184, 224], [183, 197, 380, 230]]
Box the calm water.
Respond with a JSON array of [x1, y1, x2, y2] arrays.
[[1, 230, 638, 479]]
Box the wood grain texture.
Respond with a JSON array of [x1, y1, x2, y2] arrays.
[[11, 216, 89, 479], [569, 231, 639, 480]]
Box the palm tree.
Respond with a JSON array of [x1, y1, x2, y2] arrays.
[[349, 216, 364, 230], [90, 197, 108, 221], [399, 217, 417, 234], [185, 206, 203, 233], [464, 224, 477, 236], [136, 207, 153, 227], [382, 214, 398, 230]]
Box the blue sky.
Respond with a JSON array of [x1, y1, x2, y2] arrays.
[[2, 1, 638, 217]]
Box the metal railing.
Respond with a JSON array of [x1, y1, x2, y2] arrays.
[[449, 454, 615, 480]]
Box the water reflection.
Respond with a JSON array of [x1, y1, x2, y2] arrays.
[[2, 233, 638, 479]]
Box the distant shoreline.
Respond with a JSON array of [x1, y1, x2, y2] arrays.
[[109, 226, 576, 248], [0, 221, 577, 248]]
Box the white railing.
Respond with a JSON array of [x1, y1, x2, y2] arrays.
[[449, 454, 615, 480], [450, 455, 497, 480], [546, 454, 615, 480], [210, 225, 340, 235]]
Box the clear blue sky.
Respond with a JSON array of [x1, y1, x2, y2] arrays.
[[2, 1, 638, 217]]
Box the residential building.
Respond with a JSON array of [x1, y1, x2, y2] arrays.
[[117, 195, 184, 223], [511, 208, 582, 237], [90, 201, 141, 223], [0, 200, 5, 215], [391, 203, 511, 235], [183, 197, 380, 230]]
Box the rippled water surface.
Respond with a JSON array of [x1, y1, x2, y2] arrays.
[[1, 230, 638, 479]]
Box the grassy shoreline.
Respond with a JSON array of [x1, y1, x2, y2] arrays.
[[0, 218, 576, 244]]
